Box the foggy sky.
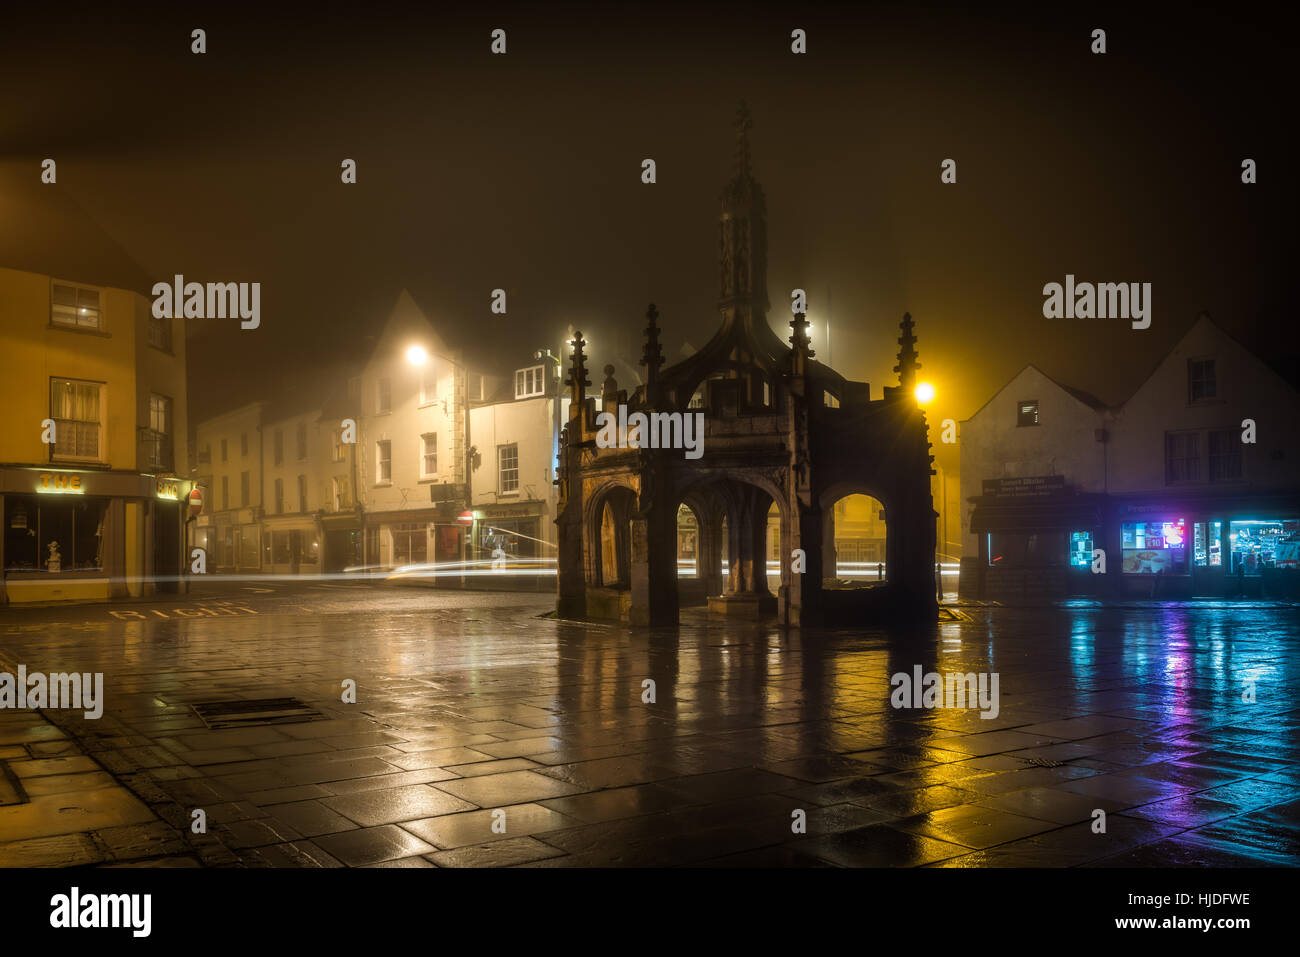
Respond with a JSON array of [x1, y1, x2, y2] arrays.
[[2, 1, 1293, 477]]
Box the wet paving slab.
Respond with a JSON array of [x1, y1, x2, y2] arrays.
[[1, 588, 1298, 867]]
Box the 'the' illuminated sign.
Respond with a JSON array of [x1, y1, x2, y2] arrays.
[[37, 473, 84, 494], [156, 478, 181, 500]]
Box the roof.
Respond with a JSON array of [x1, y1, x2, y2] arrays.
[[0, 161, 156, 297], [963, 363, 1110, 423]]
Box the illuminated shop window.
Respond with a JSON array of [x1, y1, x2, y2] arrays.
[[1069, 531, 1093, 567], [1193, 521, 1222, 567], [1121, 519, 1187, 574], [1228, 519, 1300, 576]]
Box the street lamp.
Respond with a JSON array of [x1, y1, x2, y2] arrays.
[[406, 344, 429, 365], [914, 381, 936, 404]]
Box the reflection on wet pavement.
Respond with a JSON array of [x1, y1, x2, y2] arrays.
[[1, 590, 1297, 867]]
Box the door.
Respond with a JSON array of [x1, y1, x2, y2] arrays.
[[153, 500, 181, 593]]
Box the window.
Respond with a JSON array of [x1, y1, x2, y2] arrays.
[[240, 471, 250, 507], [377, 377, 392, 413], [421, 433, 438, 478], [50, 283, 101, 330], [1017, 400, 1039, 427], [499, 443, 519, 493], [391, 522, 428, 565], [1188, 358, 1216, 402], [145, 394, 173, 470], [241, 432, 248, 457], [331, 429, 346, 462], [50, 378, 102, 460], [332, 476, 351, 511], [297, 475, 307, 512], [420, 367, 438, 405], [1229, 519, 1299, 575], [376, 440, 391, 483], [296, 422, 308, 460], [221, 438, 228, 463], [198, 444, 211, 465], [1121, 520, 1188, 574], [3, 496, 108, 572], [273, 429, 284, 465], [515, 366, 545, 399], [1165, 431, 1200, 484], [1070, 531, 1094, 567], [147, 312, 172, 351], [1208, 429, 1242, 482], [987, 531, 1066, 567], [221, 475, 229, 510], [274, 478, 284, 514], [1193, 522, 1223, 567]]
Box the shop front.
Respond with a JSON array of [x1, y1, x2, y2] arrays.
[[262, 514, 322, 576], [478, 503, 549, 561], [1109, 494, 1300, 599], [320, 509, 364, 574], [965, 476, 1105, 601], [365, 508, 447, 570], [0, 467, 189, 604]]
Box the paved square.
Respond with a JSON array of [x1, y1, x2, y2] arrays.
[[1, 584, 1298, 867]]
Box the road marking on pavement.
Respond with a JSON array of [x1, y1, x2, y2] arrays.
[[109, 603, 258, 620]]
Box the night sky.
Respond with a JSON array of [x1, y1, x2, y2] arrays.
[[2, 1, 1292, 477]]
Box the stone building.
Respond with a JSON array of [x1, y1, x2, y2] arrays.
[[554, 105, 938, 627]]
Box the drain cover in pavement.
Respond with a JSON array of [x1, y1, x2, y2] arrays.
[[191, 697, 325, 730]]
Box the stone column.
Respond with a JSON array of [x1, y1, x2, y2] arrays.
[[629, 498, 679, 626], [782, 502, 825, 626]]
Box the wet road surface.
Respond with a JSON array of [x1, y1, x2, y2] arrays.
[[1, 583, 1297, 867]]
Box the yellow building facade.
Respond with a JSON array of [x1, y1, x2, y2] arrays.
[[0, 266, 189, 603]]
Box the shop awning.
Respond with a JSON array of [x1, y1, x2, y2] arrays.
[[971, 500, 1102, 534]]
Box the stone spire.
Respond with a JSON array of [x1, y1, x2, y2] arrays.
[[566, 331, 591, 405], [718, 101, 769, 316], [640, 303, 665, 390], [893, 312, 921, 391], [733, 100, 753, 182]]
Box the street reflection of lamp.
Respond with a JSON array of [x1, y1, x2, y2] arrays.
[[406, 344, 429, 365], [914, 381, 936, 404]]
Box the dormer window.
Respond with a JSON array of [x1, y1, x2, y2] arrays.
[[515, 365, 545, 399]]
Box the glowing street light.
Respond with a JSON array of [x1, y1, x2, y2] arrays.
[[406, 344, 429, 365], [914, 381, 936, 404]]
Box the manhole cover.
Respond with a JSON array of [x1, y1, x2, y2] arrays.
[[191, 697, 325, 730]]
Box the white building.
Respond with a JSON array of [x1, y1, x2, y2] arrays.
[[468, 353, 563, 561], [356, 290, 468, 568], [960, 315, 1300, 600]]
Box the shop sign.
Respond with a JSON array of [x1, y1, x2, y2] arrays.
[[981, 475, 1066, 499], [156, 478, 182, 500], [36, 472, 85, 494]]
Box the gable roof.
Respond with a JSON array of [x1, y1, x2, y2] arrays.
[[1113, 312, 1300, 410], [963, 363, 1109, 423], [0, 161, 155, 297]]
